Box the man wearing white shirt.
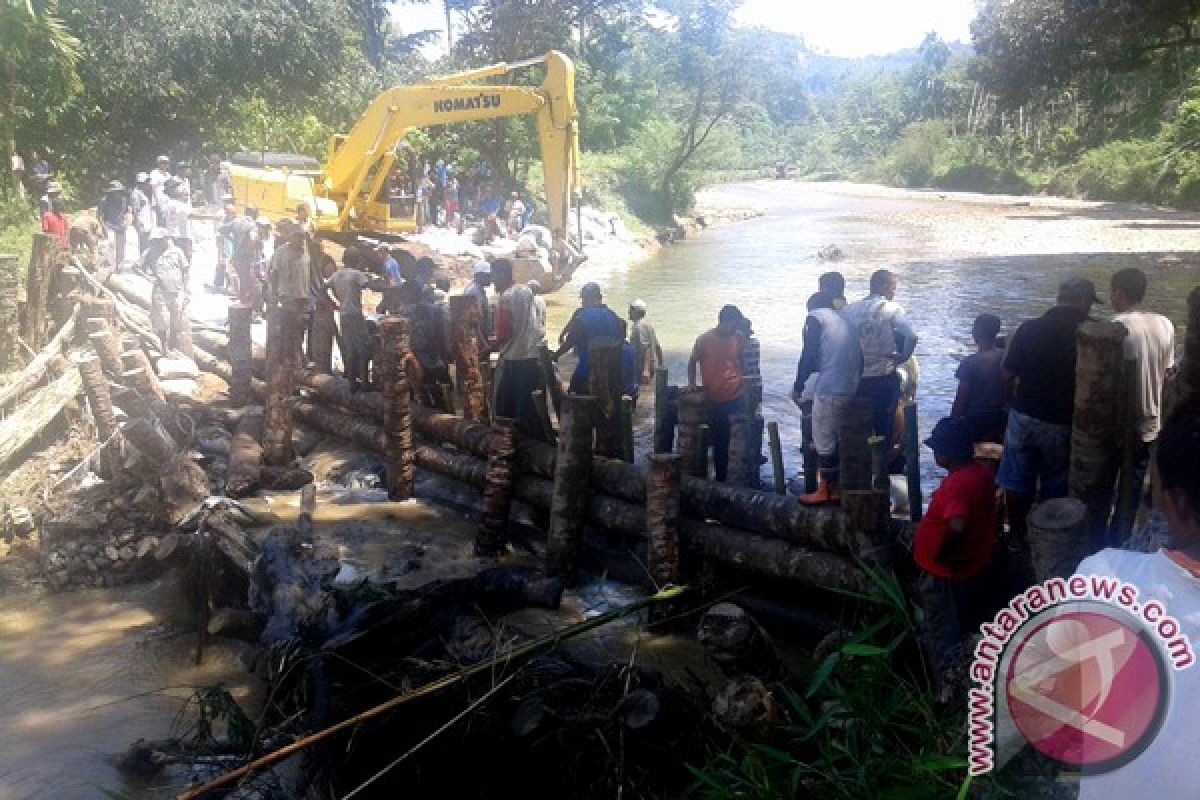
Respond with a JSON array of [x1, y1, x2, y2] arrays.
[[1110, 268, 1175, 540]]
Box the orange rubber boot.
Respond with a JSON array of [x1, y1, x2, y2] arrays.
[[800, 478, 836, 506]]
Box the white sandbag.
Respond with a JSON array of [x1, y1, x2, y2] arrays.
[[157, 355, 200, 380]]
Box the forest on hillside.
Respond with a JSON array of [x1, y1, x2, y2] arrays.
[[4, 0, 1200, 228]]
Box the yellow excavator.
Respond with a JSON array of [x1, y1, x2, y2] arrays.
[[229, 51, 584, 288]]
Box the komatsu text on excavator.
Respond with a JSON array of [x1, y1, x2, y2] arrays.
[[229, 51, 583, 289]]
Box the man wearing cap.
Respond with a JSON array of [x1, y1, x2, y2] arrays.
[[555, 282, 625, 394], [913, 417, 997, 672], [268, 220, 314, 366], [230, 206, 260, 307], [952, 313, 1008, 444], [793, 290, 863, 505], [629, 298, 663, 385], [492, 258, 547, 439], [1110, 267, 1175, 535], [39, 180, 62, 215], [464, 260, 493, 348], [99, 180, 129, 269], [129, 173, 156, 255], [142, 228, 189, 352], [688, 305, 748, 482], [998, 277, 1099, 550]]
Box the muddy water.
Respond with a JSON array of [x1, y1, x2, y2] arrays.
[[0, 581, 255, 800], [545, 180, 1200, 486]]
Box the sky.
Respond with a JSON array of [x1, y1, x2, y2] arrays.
[[397, 0, 978, 59]]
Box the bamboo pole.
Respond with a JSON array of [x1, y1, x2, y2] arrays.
[[547, 395, 594, 583], [767, 420, 786, 494], [380, 316, 415, 500], [176, 585, 689, 800], [478, 417, 517, 555]]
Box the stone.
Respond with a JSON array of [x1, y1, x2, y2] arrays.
[[118, 532, 136, 546], [136, 537, 156, 559], [105, 545, 119, 561], [119, 546, 135, 561]]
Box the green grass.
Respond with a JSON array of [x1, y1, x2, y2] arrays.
[[0, 197, 37, 266]]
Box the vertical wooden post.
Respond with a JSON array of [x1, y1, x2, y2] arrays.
[[547, 395, 594, 584], [799, 398, 818, 494], [1028, 497, 1089, 581], [381, 316, 415, 501], [87, 320, 125, 380], [1112, 355, 1140, 543], [743, 375, 764, 470], [676, 386, 709, 479], [262, 306, 295, 466], [588, 336, 623, 458], [310, 294, 335, 374], [24, 233, 57, 350], [620, 395, 635, 463], [653, 368, 673, 454], [478, 417, 517, 555], [767, 420, 786, 494], [837, 399, 873, 492], [1069, 320, 1127, 551], [646, 453, 682, 610], [903, 402, 923, 521], [0, 254, 20, 370], [228, 304, 254, 408], [726, 413, 756, 488], [77, 354, 119, 477], [121, 349, 165, 401], [449, 295, 487, 421], [1177, 287, 1200, 407]]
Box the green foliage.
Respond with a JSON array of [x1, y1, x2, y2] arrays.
[[686, 569, 975, 799], [0, 197, 37, 269]]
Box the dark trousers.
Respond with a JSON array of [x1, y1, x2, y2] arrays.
[[708, 396, 744, 483], [917, 570, 992, 672], [495, 358, 546, 440], [856, 372, 901, 444]]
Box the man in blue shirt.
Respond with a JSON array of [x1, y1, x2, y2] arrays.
[[554, 282, 625, 394]]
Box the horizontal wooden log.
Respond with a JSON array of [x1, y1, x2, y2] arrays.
[[290, 400, 867, 591], [0, 305, 79, 412], [0, 367, 83, 471]]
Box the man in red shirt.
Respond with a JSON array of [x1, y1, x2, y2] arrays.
[[913, 416, 996, 673], [41, 198, 69, 251], [688, 305, 746, 482]]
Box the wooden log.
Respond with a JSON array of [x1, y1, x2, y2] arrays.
[[726, 413, 756, 488], [646, 454, 682, 592], [1179, 286, 1200, 407], [76, 354, 120, 477], [1029, 497, 1089, 582], [1069, 320, 1126, 551], [547, 395, 594, 583], [653, 369, 673, 454], [120, 348, 165, 401], [309, 293, 335, 374], [0, 367, 82, 471], [767, 420, 785, 494], [0, 305, 78, 412], [78, 294, 118, 327], [262, 307, 295, 466], [903, 402, 923, 521], [681, 476, 849, 552], [837, 398, 873, 491], [478, 417, 517, 555], [677, 386, 708, 478], [380, 316, 415, 500], [0, 254, 20, 370], [228, 304, 255, 407], [122, 417, 178, 465], [227, 409, 266, 498], [684, 526, 870, 592], [588, 336, 623, 458], [449, 295, 487, 421], [840, 489, 894, 567], [24, 233, 58, 350], [88, 326, 125, 381]]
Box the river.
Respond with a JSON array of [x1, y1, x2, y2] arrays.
[[544, 180, 1200, 486]]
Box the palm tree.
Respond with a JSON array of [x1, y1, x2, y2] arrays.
[[0, 0, 82, 195]]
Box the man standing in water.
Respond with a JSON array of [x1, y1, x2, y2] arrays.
[[688, 305, 747, 482], [323, 251, 374, 389], [843, 269, 918, 448], [555, 282, 625, 394], [793, 290, 862, 505], [628, 298, 663, 385], [492, 258, 546, 438], [998, 277, 1099, 552]]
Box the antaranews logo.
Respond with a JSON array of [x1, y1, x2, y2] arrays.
[[966, 574, 1195, 776]]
